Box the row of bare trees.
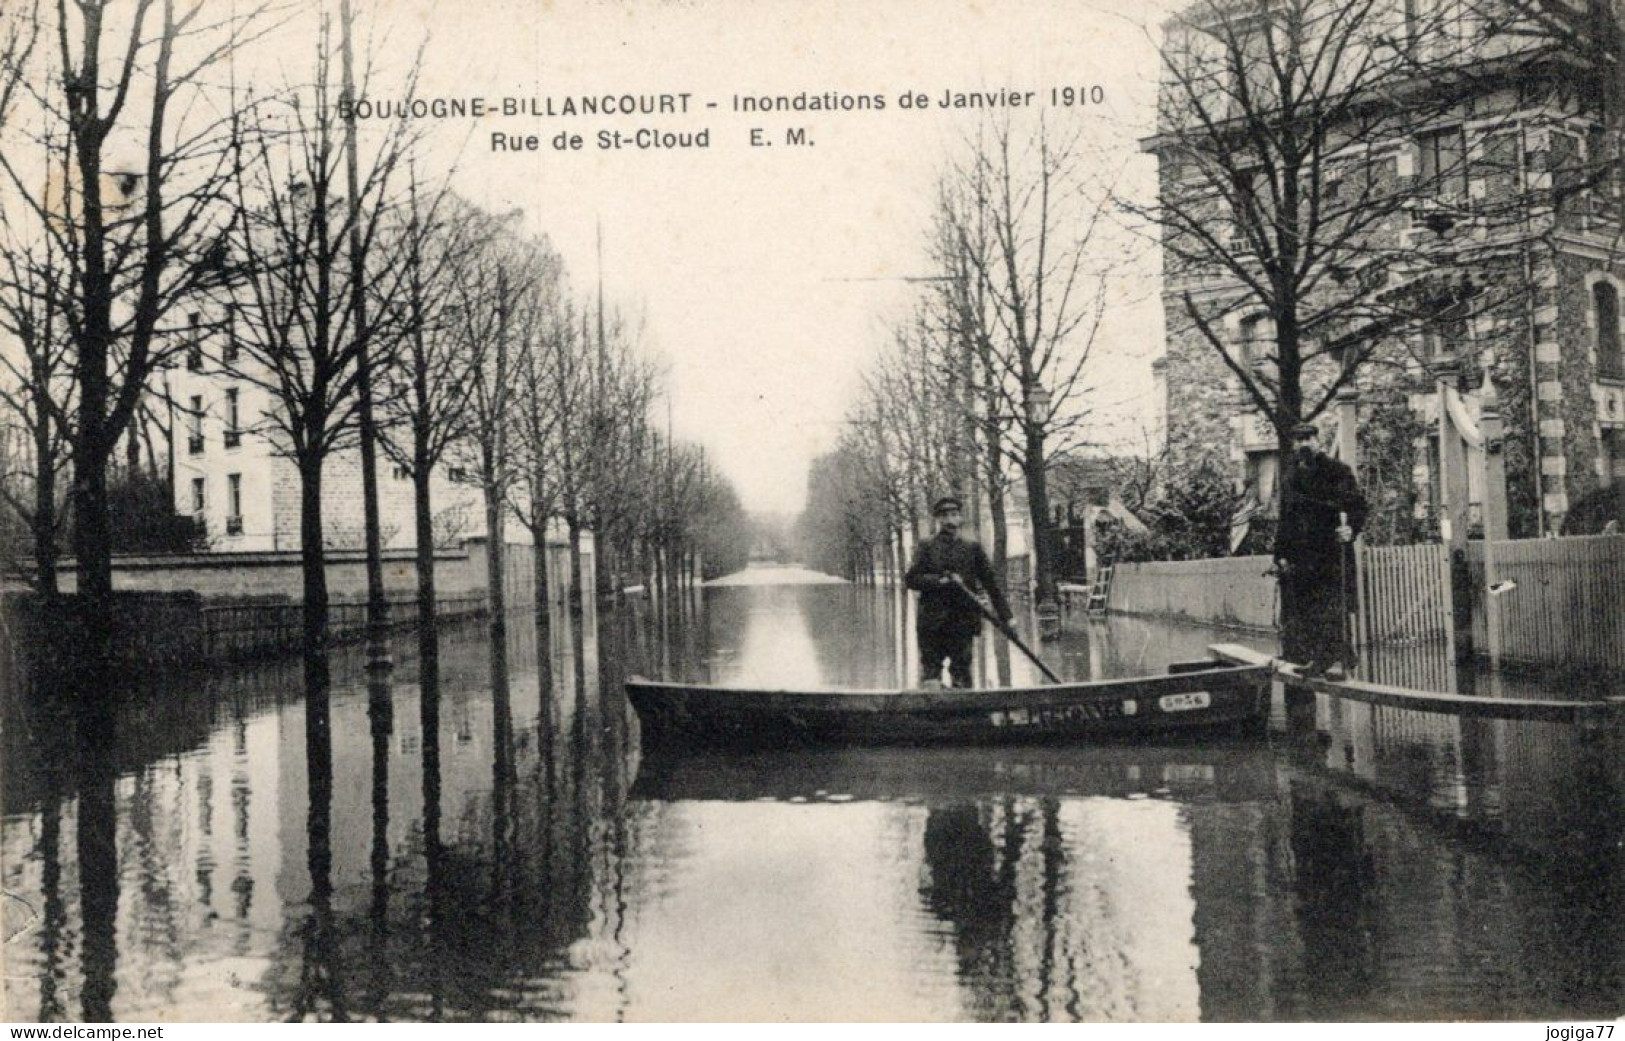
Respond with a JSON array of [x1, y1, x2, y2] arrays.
[[806, 117, 1109, 598], [0, 0, 749, 680], [816, 0, 1625, 655]]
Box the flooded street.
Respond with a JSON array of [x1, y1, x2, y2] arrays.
[[4, 573, 1623, 1022]]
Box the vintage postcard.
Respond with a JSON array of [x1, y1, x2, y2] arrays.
[[2, 0, 1622, 1027]]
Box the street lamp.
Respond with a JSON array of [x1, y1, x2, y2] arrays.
[[1022, 377, 1062, 634], [1025, 380, 1051, 427]]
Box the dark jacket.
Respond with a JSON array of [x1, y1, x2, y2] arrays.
[[905, 531, 1013, 638], [1276, 448, 1368, 578]]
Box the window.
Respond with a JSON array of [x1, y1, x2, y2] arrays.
[[447, 466, 467, 482], [1425, 297, 1470, 361], [191, 477, 206, 515], [222, 309, 239, 364], [1596, 281, 1623, 379], [1589, 128, 1620, 218], [188, 395, 204, 454], [186, 312, 203, 371], [393, 465, 410, 481], [1552, 130, 1584, 226], [226, 473, 242, 535], [1239, 313, 1277, 389], [224, 388, 241, 448], [1416, 126, 1468, 207], [1603, 428, 1625, 488], [1246, 451, 1280, 519], [1402, 0, 1422, 51], [1480, 131, 1522, 218]]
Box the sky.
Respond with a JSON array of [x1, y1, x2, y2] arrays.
[[27, 0, 1183, 516], [361, 0, 1185, 515]]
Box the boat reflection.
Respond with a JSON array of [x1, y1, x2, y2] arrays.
[[1, 582, 1620, 1022]]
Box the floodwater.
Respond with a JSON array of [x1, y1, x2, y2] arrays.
[[3, 570, 1622, 1022]]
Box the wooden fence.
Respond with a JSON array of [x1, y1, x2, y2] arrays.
[[200, 595, 488, 660], [1466, 534, 1625, 672], [1354, 542, 1452, 647], [1102, 534, 1624, 677], [1107, 556, 1277, 630]]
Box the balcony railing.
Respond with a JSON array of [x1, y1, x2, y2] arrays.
[[187, 434, 204, 455], [225, 515, 243, 536], [224, 429, 241, 449], [186, 349, 203, 372]]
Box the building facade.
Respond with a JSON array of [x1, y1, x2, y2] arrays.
[[1147, 0, 1625, 540], [164, 309, 485, 552]]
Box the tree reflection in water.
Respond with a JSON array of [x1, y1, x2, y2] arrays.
[[2, 587, 1622, 1022], [293, 655, 347, 1020]]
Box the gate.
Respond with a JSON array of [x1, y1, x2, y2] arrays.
[[1354, 542, 1453, 647]]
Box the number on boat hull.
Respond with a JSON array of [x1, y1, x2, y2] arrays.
[[1158, 691, 1211, 713]]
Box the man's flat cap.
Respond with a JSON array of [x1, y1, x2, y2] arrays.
[[932, 496, 963, 516]]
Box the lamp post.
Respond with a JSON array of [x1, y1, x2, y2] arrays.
[[1024, 378, 1060, 630]]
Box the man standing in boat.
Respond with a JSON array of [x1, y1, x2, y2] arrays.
[[905, 496, 1014, 689]]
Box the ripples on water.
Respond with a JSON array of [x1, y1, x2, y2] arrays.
[[2, 578, 1621, 1022]]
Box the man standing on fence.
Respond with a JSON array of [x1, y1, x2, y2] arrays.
[[1276, 425, 1368, 679]]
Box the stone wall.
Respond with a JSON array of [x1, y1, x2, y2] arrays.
[[1161, 296, 1243, 463], [1554, 250, 1625, 516], [49, 540, 536, 606]]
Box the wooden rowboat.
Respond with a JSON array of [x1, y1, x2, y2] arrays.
[[625, 655, 1270, 750]]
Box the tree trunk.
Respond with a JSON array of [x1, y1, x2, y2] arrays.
[[988, 468, 1009, 581], [33, 420, 57, 595], [530, 492, 550, 622], [1024, 431, 1055, 604], [125, 410, 140, 477], [299, 454, 330, 686], [568, 515, 583, 612], [414, 445, 438, 672], [484, 478, 506, 647], [70, 51, 117, 664], [70, 435, 113, 662], [342, 0, 387, 647]]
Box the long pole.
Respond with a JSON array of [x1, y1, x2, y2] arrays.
[[342, 0, 388, 666], [949, 574, 1060, 683]]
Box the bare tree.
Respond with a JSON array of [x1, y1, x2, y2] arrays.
[[935, 117, 1112, 604], [0, 0, 40, 132], [375, 180, 493, 669], [1131, 0, 1539, 658], [0, 234, 71, 591], [216, 17, 413, 678], [0, 0, 274, 657], [447, 222, 559, 645], [508, 291, 576, 612]]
